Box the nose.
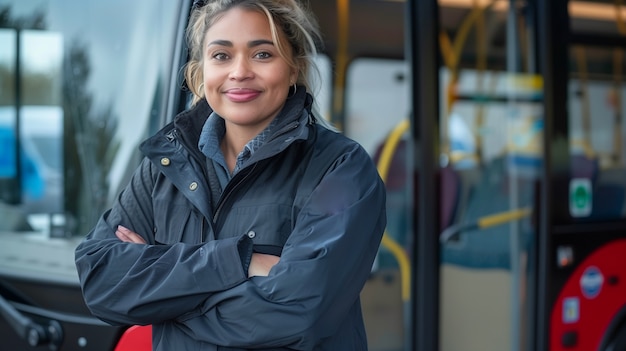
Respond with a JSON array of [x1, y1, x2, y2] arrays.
[[229, 56, 253, 81]]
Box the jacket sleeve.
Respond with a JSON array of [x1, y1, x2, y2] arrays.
[[74, 158, 252, 326], [176, 144, 387, 350]]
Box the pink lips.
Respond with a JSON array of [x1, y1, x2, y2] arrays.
[[224, 88, 261, 102]]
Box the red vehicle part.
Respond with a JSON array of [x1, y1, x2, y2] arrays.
[[114, 325, 152, 351], [550, 239, 626, 350]]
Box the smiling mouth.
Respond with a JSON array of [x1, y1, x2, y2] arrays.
[[224, 89, 261, 102]]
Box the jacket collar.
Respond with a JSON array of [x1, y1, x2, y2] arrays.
[[141, 87, 315, 159], [174, 99, 212, 154]]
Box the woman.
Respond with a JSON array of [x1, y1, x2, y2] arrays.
[[75, 0, 386, 350]]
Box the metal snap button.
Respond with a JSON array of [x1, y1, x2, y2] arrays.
[[247, 230, 256, 239], [189, 182, 198, 191], [160, 157, 171, 166]]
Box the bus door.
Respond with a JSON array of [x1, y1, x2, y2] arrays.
[[544, 1, 626, 350], [359, 1, 544, 350], [434, 1, 541, 351]]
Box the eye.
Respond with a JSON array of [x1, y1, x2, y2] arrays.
[[254, 51, 272, 59], [212, 52, 229, 61]]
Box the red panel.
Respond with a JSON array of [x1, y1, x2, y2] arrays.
[[114, 325, 152, 351], [550, 239, 626, 350]]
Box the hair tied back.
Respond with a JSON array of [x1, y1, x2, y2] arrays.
[[192, 0, 207, 10]]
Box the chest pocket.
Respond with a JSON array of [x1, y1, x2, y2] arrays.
[[153, 190, 205, 245], [217, 203, 292, 254]]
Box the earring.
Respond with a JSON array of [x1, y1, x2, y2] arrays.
[[288, 83, 297, 98]]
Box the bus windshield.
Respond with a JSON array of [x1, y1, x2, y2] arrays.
[[0, 0, 184, 285]]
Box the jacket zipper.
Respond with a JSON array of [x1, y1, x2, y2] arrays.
[[212, 122, 301, 226], [210, 120, 302, 228], [212, 162, 258, 225], [201, 218, 206, 243]]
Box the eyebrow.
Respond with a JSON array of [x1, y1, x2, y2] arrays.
[[207, 39, 275, 48]]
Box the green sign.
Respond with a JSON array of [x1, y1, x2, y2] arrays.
[[569, 178, 592, 217]]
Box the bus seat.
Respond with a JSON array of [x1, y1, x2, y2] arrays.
[[440, 165, 460, 231], [442, 157, 534, 270], [571, 153, 599, 181]]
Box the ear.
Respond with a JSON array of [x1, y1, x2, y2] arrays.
[[290, 70, 298, 86]]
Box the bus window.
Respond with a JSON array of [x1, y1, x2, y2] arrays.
[[438, 1, 539, 351], [0, 1, 185, 349], [345, 58, 410, 156], [311, 54, 333, 123], [0, 0, 182, 237], [547, 0, 626, 224], [566, 44, 626, 222], [0, 30, 64, 220], [345, 57, 411, 351]]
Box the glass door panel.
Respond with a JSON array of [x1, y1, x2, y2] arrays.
[[438, 1, 540, 350], [345, 58, 411, 351]]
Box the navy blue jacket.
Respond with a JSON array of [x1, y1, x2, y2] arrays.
[[75, 90, 386, 350]]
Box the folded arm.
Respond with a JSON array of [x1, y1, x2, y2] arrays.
[[75, 159, 252, 326], [176, 148, 387, 349]]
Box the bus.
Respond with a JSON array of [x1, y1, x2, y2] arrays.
[[1, 1, 625, 350]]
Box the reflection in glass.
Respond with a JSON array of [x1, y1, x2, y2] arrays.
[[0, 29, 17, 188], [0, 0, 181, 281], [19, 31, 64, 221]]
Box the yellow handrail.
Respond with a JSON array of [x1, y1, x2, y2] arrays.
[[376, 119, 411, 301], [477, 207, 532, 229]]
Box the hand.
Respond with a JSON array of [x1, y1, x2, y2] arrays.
[[248, 253, 280, 278], [115, 225, 147, 244]]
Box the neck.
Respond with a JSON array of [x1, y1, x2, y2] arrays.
[[220, 132, 247, 173]]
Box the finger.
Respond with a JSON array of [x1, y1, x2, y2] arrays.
[[116, 230, 146, 244], [117, 225, 134, 235], [116, 225, 147, 244], [115, 230, 133, 242]]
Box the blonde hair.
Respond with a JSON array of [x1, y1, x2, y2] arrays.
[[184, 0, 323, 106]]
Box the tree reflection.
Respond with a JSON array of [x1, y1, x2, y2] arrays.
[[63, 40, 120, 234], [0, 5, 119, 235]]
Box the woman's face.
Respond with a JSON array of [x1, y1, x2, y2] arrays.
[[203, 7, 296, 132]]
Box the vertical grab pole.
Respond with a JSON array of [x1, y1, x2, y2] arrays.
[[408, 0, 440, 350]]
